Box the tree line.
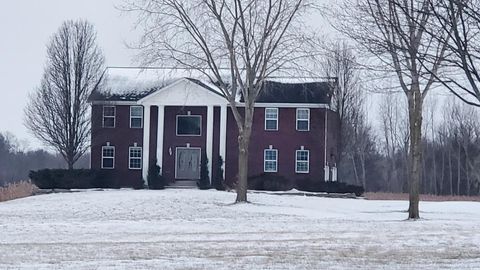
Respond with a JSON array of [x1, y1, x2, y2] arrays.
[[0, 132, 89, 186]]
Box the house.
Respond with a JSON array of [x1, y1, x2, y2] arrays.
[[88, 67, 340, 188]]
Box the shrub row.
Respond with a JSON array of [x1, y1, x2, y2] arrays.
[[248, 173, 364, 196], [29, 169, 119, 189]]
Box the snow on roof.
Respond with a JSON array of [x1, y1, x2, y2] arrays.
[[90, 67, 225, 102], [90, 67, 333, 103]]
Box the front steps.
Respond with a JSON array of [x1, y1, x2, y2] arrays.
[[167, 180, 197, 189]]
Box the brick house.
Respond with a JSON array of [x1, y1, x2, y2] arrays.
[[88, 67, 340, 188]]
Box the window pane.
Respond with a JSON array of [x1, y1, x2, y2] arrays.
[[177, 116, 201, 135], [103, 106, 115, 117], [265, 120, 277, 130], [131, 106, 143, 117], [130, 148, 142, 158], [297, 120, 309, 131], [131, 118, 142, 128], [265, 108, 278, 119], [296, 162, 308, 172], [265, 161, 277, 172], [102, 148, 114, 157], [265, 150, 277, 161], [297, 151, 308, 161], [129, 158, 141, 169], [297, 109, 309, 120], [103, 117, 115, 128], [103, 158, 114, 168]]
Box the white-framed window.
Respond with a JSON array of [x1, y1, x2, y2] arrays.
[[129, 147, 142, 170], [176, 115, 202, 136], [130, 106, 143, 128], [103, 106, 116, 128], [296, 149, 310, 173], [265, 108, 278, 131], [101, 146, 115, 169], [296, 108, 310, 131], [264, 148, 278, 172]]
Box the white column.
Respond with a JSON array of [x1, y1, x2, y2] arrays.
[[156, 105, 165, 174], [219, 105, 227, 178], [206, 105, 214, 184], [142, 105, 151, 184]]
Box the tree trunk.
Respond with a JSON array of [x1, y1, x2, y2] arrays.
[[449, 143, 454, 195], [235, 108, 253, 203], [457, 145, 461, 195], [407, 90, 422, 219]]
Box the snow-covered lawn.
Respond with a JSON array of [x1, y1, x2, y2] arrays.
[[0, 190, 479, 270]]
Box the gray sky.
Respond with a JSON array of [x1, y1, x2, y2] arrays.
[[0, 1, 330, 149]]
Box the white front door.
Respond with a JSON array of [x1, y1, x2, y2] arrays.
[[175, 148, 201, 180]]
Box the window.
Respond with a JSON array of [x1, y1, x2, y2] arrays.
[[264, 148, 278, 172], [265, 108, 278, 131], [129, 147, 142, 170], [296, 108, 310, 131], [103, 106, 116, 128], [296, 150, 310, 173], [101, 146, 115, 169], [130, 106, 143, 128], [177, 115, 201, 136]]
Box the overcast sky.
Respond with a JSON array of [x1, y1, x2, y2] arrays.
[[0, 0, 333, 150]]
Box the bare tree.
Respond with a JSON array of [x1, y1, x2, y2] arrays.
[[25, 20, 105, 169], [323, 41, 363, 165], [426, 0, 480, 106], [333, 0, 451, 218], [124, 0, 316, 202]]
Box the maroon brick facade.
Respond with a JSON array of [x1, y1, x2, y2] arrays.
[[91, 104, 339, 188]]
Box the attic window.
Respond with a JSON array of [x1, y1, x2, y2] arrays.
[[176, 115, 201, 136]]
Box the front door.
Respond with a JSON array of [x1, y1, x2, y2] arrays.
[[175, 148, 201, 180]]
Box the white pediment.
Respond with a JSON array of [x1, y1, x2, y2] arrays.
[[137, 78, 228, 106]]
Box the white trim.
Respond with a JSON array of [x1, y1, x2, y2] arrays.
[[128, 146, 142, 170], [92, 100, 139, 105], [296, 108, 310, 131], [219, 105, 227, 179], [129, 106, 143, 128], [102, 106, 116, 128], [206, 106, 214, 184], [295, 149, 310, 174], [241, 103, 329, 108], [176, 115, 202, 136], [157, 105, 165, 173], [264, 107, 278, 131], [175, 147, 202, 180], [142, 106, 151, 182], [264, 148, 278, 173], [101, 146, 115, 169]]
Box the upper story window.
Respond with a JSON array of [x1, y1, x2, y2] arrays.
[[296, 108, 310, 131], [103, 106, 115, 128], [177, 115, 201, 136], [129, 146, 142, 170], [101, 145, 115, 169], [130, 106, 143, 128], [265, 108, 278, 131], [264, 148, 278, 172], [296, 149, 310, 173]]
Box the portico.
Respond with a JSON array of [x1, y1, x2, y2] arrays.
[[137, 78, 228, 185]]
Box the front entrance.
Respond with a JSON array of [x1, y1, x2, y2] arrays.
[[175, 147, 201, 180]]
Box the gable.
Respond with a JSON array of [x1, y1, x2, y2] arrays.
[[138, 78, 228, 106]]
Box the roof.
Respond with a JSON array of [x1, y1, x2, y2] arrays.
[[89, 67, 332, 104], [244, 81, 332, 104]]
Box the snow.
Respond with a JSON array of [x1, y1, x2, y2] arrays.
[[0, 189, 479, 269]]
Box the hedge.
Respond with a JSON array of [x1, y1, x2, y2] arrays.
[[296, 179, 364, 196], [29, 169, 119, 189]]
